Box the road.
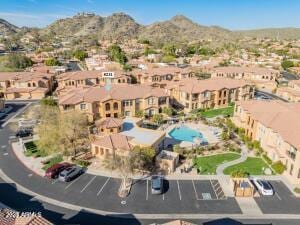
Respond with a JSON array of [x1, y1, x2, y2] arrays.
[[0, 103, 299, 225]]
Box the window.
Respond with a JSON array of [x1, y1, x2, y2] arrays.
[[110, 129, 114, 133], [290, 164, 294, 175], [223, 99, 226, 104], [80, 103, 86, 110], [218, 100, 221, 105], [113, 102, 118, 110], [105, 103, 110, 111], [106, 114, 111, 117], [95, 146, 99, 155], [223, 91, 226, 97], [114, 113, 118, 118], [148, 98, 154, 105]]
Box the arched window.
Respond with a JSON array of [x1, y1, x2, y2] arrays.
[[113, 102, 118, 110], [105, 103, 110, 111], [118, 79, 121, 83], [27, 83, 31, 87], [32, 83, 36, 87]]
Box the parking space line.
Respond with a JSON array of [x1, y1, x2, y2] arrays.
[[80, 176, 96, 193], [97, 177, 110, 196], [275, 192, 282, 200], [210, 180, 219, 199], [177, 180, 182, 200], [192, 180, 200, 200], [146, 179, 149, 200], [51, 179, 58, 185], [65, 175, 83, 190]]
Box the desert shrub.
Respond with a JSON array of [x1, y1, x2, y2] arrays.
[[271, 161, 286, 174]]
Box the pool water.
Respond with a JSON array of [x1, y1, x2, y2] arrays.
[[169, 125, 206, 143]]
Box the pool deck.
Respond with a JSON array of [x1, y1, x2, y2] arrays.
[[120, 117, 166, 146], [165, 121, 221, 148]]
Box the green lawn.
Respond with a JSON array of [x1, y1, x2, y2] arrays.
[[193, 153, 240, 175], [224, 157, 271, 176], [24, 141, 48, 158], [200, 106, 234, 118]]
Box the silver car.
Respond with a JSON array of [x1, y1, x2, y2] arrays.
[[58, 166, 83, 182], [151, 175, 163, 194]]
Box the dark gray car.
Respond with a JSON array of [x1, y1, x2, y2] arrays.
[[151, 175, 163, 194], [58, 166, 83, 182]]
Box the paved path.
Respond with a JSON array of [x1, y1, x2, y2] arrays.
[[216, 144, 248, 175]]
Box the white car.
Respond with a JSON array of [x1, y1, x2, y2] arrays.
[[252, 178, 274, 196]]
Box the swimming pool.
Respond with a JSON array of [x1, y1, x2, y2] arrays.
[[169, 125, 206, 143]]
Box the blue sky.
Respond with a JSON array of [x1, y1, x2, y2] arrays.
[[1, 0, 300, 30]]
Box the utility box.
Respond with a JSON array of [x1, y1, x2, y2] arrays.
[[232, 178, 255, 197]]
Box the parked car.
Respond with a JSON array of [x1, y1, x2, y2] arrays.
[[252, 178, 274, 196], [58, 166, 84, 182], [45, 162, 71, 179], [16, 128, 33, 138], [151, 175, 163, 194]]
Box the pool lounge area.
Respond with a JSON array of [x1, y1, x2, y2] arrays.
[[165, 122, 221, 148]]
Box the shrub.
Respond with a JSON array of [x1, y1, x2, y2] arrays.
[[74, 159, 91, 168], [271, 161, 286, 174], [294, 187, 300, 194], [230, 170, 249, 178]]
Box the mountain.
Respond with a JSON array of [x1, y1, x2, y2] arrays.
[[0, 18, 19, 37], [140, 15, 233, 43], [235, 28, 300, 40], [2, 13, 300, 45]]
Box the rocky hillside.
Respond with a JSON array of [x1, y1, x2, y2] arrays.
[[235, 28, 300, 40], [1, 13, 300, 45], [0, 18, 19, 37], [140, 15, 233, 43]]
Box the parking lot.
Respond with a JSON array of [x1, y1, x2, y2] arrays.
[[254, 180, 300, 214], [42, 173, 241, 214]]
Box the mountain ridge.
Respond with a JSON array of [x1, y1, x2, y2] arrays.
[[1, 13, 300, 43]]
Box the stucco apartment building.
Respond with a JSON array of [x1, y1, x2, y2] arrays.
[[56, 69, 132, 96], [58, 84, 170, 121], [211, 66, 280, 92], [133, 66, 194, 84], [232, 100, 300, 184], [165, 78, 255, 113], [0, 72, 55, 100], [276, 80, 300, 102]]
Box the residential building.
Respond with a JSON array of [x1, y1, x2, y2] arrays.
[[211, 66, 280, 92], [165, 78, 255, 113], [95, 117, 123, 135], [276, 80, 300, 102], [0, 72, 55, 100], [232, 100, 300, 184], [58, 84, 170, 121], [133, 66, 194, 84], [91, 117, 165, 159], [56, 69, 132, 95]]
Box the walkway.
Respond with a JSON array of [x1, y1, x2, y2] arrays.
[[216, 144, 248, 175]]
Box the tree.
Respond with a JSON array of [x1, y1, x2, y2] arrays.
[[135, 109, 144, 118], [162, 55, 176, 63], [123, 64, 132, 71], [36, 105, 61, 155], [59, 111, 90, 157], [162, 44, 176, 57], [73, 50, 88, 61], [131, 146, 156, 171], [162, 107, 174, 116], [107, 44, 127, 65], [40, 97, 57, 106], [44, 57, 61, 66], [152, 113, 164, 125], [281, 60, 294, 70], [3, 53, 33, 70]]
